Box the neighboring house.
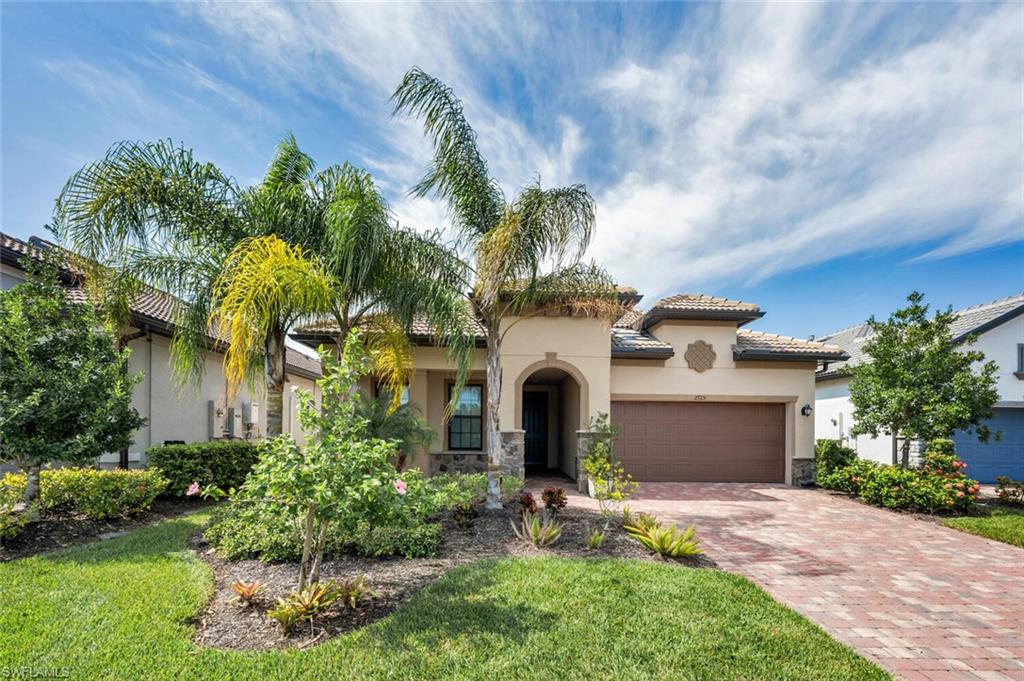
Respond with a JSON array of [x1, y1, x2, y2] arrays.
[[294, 292, 846, 487], [1, 232, 322, 467], [814, 294, 1024, 482]]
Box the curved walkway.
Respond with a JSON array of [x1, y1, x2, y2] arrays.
[[545, 481, 1024, 681]]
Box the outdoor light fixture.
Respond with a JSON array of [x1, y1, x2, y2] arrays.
[[800, 404, 813, 417]]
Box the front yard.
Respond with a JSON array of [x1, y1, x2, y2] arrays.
[[942, 503, 1024, 547], [0, 513, 888, 680]]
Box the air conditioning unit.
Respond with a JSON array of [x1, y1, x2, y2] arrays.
[[242, 402, 259, 426], [208, 400, 227, 439], [226, 407, 243, 438]]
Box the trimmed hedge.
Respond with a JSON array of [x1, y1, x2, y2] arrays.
[[1, 468, 167, 520], [146, 440, 259, 497]]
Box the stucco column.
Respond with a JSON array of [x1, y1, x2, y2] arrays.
[[408, 369, 429, 472]]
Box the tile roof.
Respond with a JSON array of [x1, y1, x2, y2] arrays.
[[638, 293, 764, 329], [733, 330, 847, 361], [3, 232, 320, 378], [293, 314, 487, 343], [816, 293, 1024, 379], [610, 327, 675, 359], [613, 308, 644, 329]]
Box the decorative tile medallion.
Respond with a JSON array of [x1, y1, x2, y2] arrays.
[[684, 340, 716, 372]]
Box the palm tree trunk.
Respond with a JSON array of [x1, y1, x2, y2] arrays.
[[485, 329, 503, 510], [265, 326, 286, 437]]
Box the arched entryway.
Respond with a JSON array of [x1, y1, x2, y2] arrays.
[[515, 362, 586, 480]]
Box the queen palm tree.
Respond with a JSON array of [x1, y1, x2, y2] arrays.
[[393, 68, 620, 509], [54, 135, 475, 437]]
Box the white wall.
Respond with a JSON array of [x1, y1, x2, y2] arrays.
[[814, 313, 1024, 464]]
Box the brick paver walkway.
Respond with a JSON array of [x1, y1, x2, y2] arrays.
[[538, 480, 1024, 681]]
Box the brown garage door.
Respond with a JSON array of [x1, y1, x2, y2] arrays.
[[610, 401, 785, 482]]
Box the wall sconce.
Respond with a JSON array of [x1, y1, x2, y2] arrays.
[[800, 404, 813, 417]]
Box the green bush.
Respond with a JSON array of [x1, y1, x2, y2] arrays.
[[348, 523, 442, 559], [2, 468, 167, 520], [818, 454, 979, 514], [204, 501, 443, 561], [146, 440, 259, 497], [814, 439, 856, 476], [927, 438, 956, 456]]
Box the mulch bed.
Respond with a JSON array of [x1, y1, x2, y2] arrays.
[[192, 504, 716, 651], [0, 497, 210, 562]]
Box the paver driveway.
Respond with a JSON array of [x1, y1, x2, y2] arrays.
[[560, 482, 1024, 681]]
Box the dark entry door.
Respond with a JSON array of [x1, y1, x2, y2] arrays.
[[523, 391, 548, 467]]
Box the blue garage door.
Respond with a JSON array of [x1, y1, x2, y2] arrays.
[[953, 408, 1024, 483]]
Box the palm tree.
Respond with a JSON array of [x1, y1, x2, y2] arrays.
[[54, 135, 475, 437], [392, 68, 620, 509]]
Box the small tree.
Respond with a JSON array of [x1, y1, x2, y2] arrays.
[[0, 261, 146, 503], [848, 292, 999, 467], [240, 331, 412, 591]]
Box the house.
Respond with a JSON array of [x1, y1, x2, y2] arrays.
[[294, 292, 847, 487], [814, 294, 1024, 482], [1, 232, 321, 467]]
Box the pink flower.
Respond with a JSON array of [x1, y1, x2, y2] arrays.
[[956, 491, 964, 498], [394, 479, 407, 496], [944, 483, 952, 490], [186, 481, 200, 497]]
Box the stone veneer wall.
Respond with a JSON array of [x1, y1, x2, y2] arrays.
[[430, 452, 488, 475], [499, 430, 525, 479], [791, 458, 816, 486], [575, 430, 596, 493]]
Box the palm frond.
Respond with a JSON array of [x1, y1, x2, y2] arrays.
[[209, 235, 336, 397], [360, 314, 414, 413], [54, 139, 242, 264], [391, 67, 504, 242], [262, 132, 316, 192], [501, 262, 621, 337]]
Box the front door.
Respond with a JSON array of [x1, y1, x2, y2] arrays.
[[523, 391, 548, 468]]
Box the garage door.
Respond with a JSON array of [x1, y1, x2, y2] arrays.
[[610, 401, 785, 482], [953, 408, 1024, 483]]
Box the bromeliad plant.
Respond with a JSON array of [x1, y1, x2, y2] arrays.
[[239, 331, 417, 591], [624, 519, 704, 559], [511, 510, 562, 548], [231, 580, 264, 606]]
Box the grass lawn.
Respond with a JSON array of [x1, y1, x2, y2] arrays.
[[0, 514, 889, 681], [942, 504, 1024, 547]]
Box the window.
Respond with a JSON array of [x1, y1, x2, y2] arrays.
[[1017, 343, 1024, 378], [448, 384, 483, 450]]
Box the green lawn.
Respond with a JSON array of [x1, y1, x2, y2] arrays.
[[0, 514, 888, 681], [943, 504, 1024, 547]]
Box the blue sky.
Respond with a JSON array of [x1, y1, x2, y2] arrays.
[[2, 2, 1022, 338]]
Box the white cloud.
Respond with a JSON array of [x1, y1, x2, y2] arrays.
[[589, 3, 1024, 298], [176, 2, 1022, 299]]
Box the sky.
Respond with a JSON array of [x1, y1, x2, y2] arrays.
[[2, 2, 1022, 339]]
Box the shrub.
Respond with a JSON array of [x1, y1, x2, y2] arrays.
[[2, 468, 167, 520], [585, 525, 605, 549], [518, 491, 538, 515], [927, 438, 956, 456], [146, 440, 259, 497], [451, 501, 478, 528], [819, 455, 979, 514], [624, 520, 703, 558], [814, 439, 856, 476], [347, 523, 442, 559], [995, 477, 1024, 505], [541, 487, 568, 516], [511, 510, 562, 547]]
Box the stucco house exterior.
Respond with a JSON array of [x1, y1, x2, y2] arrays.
[[1, 232, 322, 467], [814, 294, 1024, 482], [294, 292, 847, 487]]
